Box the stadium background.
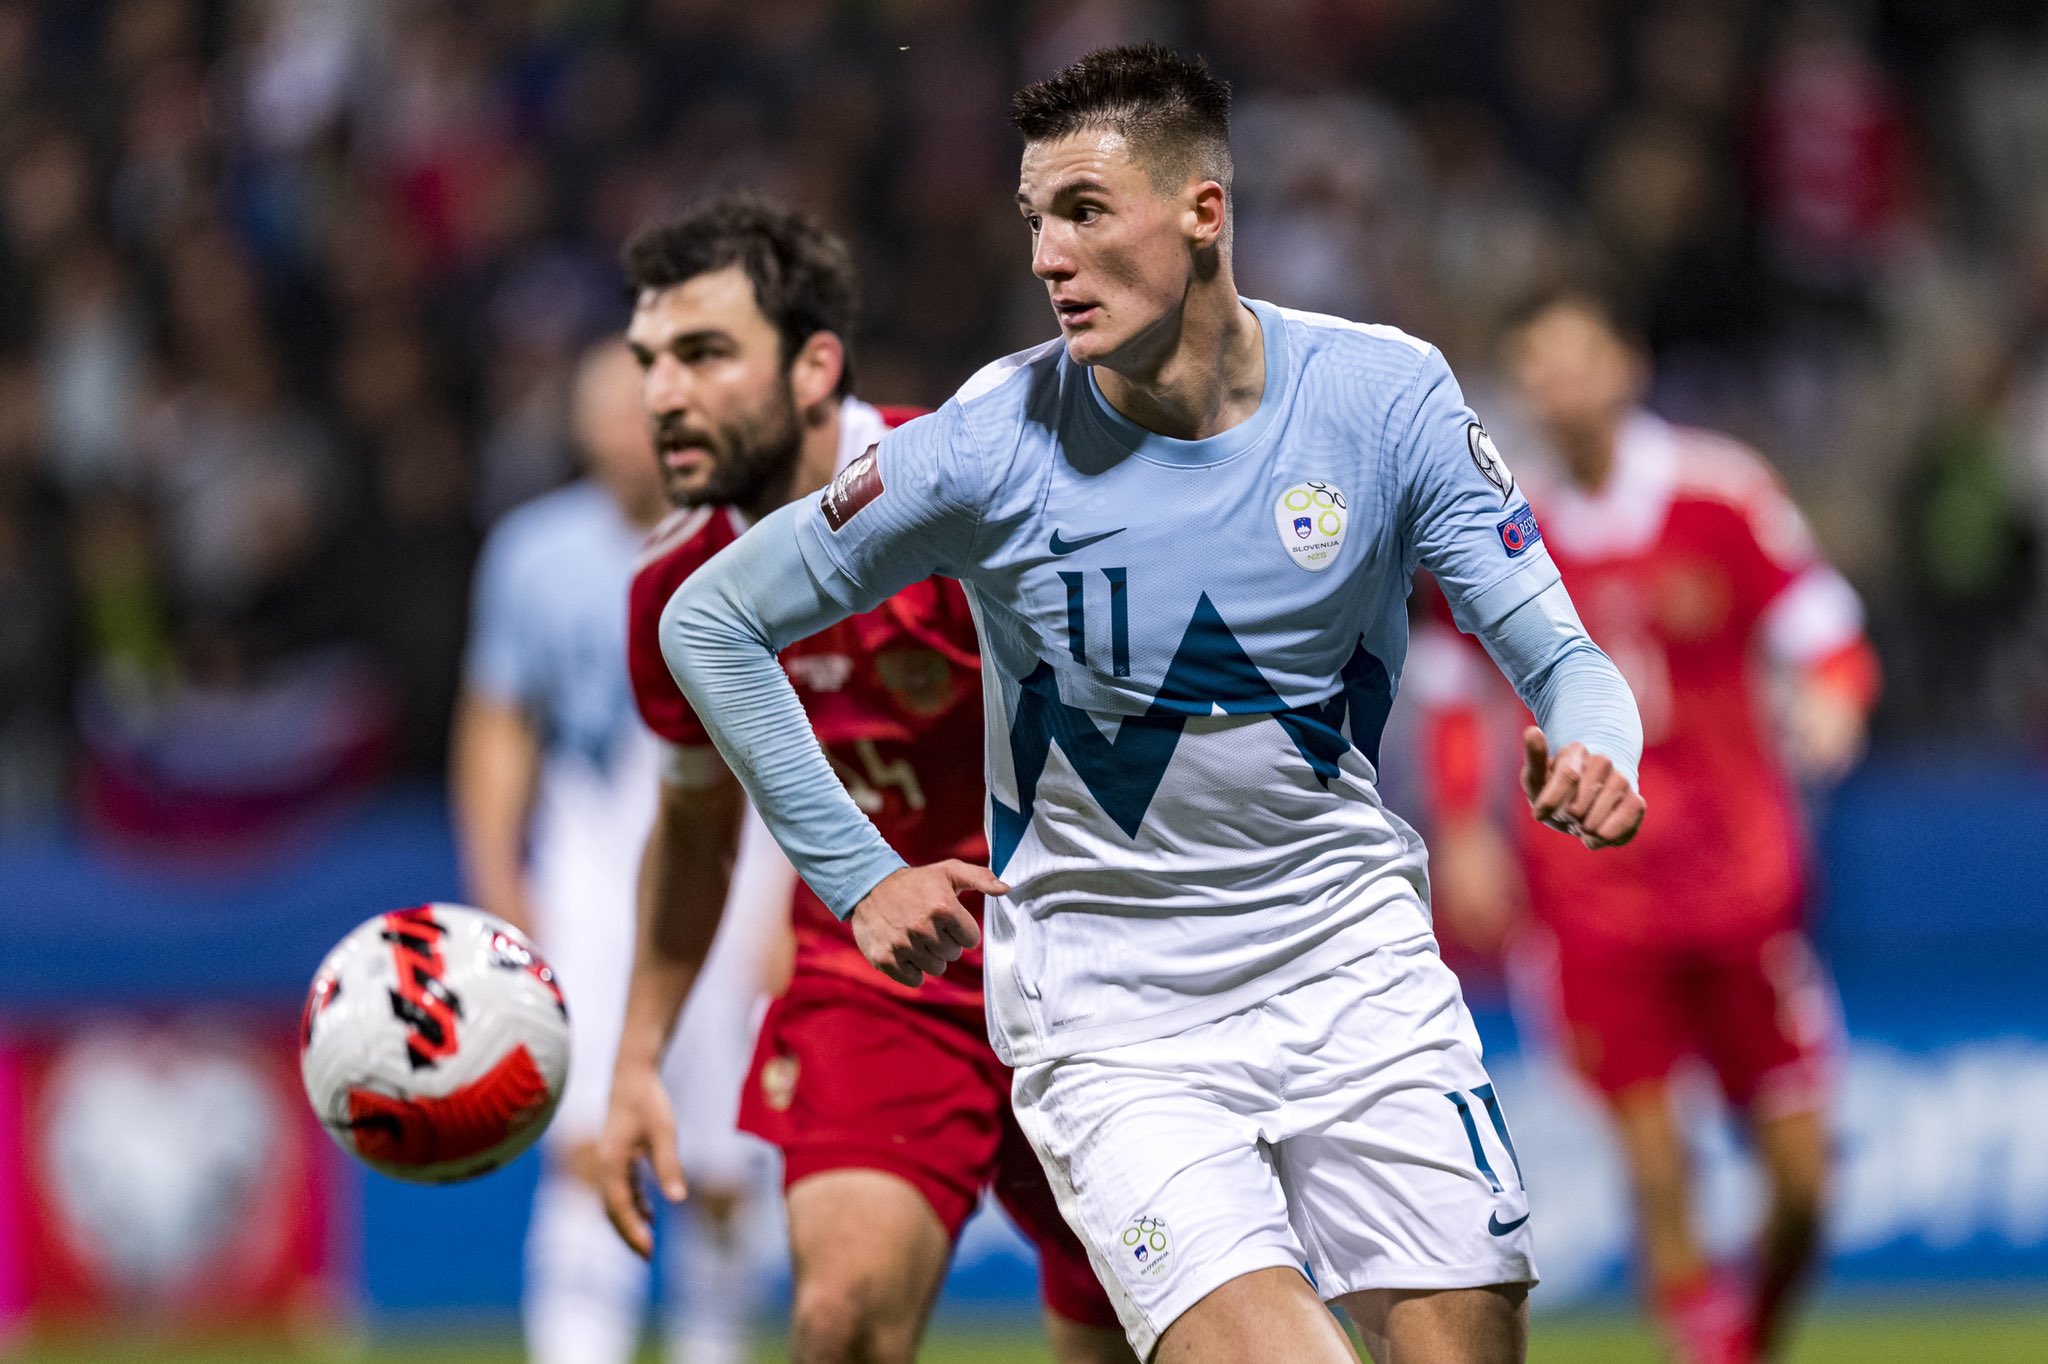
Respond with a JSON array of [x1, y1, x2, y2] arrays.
[[0, 0, 2044, 1359]]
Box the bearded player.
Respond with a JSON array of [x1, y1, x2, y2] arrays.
[[453, 339, 783, 1364], [1418, 291, 1878, 1364], [592, 195, 1129, 1364]]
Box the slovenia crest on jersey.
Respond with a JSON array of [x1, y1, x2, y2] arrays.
[[1274, 480, 1347, 572]]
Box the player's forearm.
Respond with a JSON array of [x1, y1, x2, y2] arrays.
[[1476, 581, 1644, 788], [617, 779, 741, 1066], [448, 694, 540, 932], [663, 503, 908, 917]]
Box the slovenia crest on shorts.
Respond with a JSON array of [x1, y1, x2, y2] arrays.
[[1121, 1214, 1173, 1279], [1274, 480, 1347, 572]]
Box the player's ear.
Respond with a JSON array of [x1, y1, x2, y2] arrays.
[[789, 330, 844, 412], [1187, 178, 1227, 254]]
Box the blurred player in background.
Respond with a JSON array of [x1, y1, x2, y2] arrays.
[[1418, 291, 1880, 1364], [654, 48, 1647, 1364], [452, 338, 784, 1364], [594, 195, 1128, 1364]]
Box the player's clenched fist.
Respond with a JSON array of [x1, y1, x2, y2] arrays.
[[850, 861, 997, 987], [1521, 726, 1646, 850], [596, 1059, 687, 1261]]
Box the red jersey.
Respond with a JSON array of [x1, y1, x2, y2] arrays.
[[1425, 413, 1867, 949], [627, 400, 989, 1009]]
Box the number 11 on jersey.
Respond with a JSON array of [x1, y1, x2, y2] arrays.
[[1060, 566, 1131, 677]]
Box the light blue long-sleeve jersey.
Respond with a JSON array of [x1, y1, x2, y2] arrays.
[[665, 300, 1640, 1065]]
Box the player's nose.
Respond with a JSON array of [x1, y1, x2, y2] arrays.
[[1032, 225, 1074, 280], [642, 353, 694, 416]]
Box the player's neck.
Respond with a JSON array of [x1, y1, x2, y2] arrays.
[[1562, 423, 1620, 492], [753, 401, 844, 521], [1094, 288, 1264, 441]]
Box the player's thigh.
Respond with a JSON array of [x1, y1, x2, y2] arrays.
[[1692, 930, 1839, 1118], [1605, 1078, 1691, 1193], [785, 1167, 951, 1343], [1157, 1265, 1357, 1364], [1011, 1034, 1309, 1361], [1273, 945, 1537, 1300], [1341, 1282, 1528, 1364]]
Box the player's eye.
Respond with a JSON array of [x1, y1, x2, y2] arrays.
[[1073, 204, 1102, 224], [1023, 213, 1042, 233]]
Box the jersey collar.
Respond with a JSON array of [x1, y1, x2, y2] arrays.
[[1076, 297, 1290, 467]]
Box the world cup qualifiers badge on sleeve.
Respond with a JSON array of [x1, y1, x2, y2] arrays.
[[1274, 480, 1348, 572], [822, 443, 885, 531]]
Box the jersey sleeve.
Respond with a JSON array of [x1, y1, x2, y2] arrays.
[[462, 521, 540, 707], [1396, 351, 1562, 633], [628, 540, 711, 748], [1721, 465, 1824, 629], [794, 402, 986, 612]]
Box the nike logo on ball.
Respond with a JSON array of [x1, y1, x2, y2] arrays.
[[1488, 1211, 1531, 1236], [1049, 527, 1125, 555]]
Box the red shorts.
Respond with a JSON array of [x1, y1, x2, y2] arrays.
[[1537, 928, 1839, 1117], [737, 972, 1117, 1329]]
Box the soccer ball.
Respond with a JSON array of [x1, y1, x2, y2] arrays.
[[299, 904, 570, 1184]]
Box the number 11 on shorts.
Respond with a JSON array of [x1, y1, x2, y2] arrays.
[[1445, 1083, 1525, 1193]]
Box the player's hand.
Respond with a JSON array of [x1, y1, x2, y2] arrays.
[[1787, 679, 1867, 783], [1521, 726, 1645, 850], [1430, 815, 1526, 954], [596, 1058, 688, 1260], [850, 861, 998, 987]]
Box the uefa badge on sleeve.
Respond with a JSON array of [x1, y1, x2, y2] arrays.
[[1496, 505, 1542, 558], [1274, 480, 1348, 572]]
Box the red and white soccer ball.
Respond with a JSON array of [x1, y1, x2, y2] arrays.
[[299, 904, 570, 1184]]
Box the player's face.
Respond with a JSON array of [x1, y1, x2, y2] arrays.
[[626, 264, 803, 509], [1510, 304, 1645, 460], [1018, 130, 1205, 369]]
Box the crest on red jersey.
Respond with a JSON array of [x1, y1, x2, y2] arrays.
[[822, 444, 885, 531]]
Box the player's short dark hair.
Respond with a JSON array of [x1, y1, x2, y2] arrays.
[[622, 193, 858, 397], [1011, 44, 1233, 194], [1503, 283, 1646, 351]]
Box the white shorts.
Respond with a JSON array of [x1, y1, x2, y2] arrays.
[[1011, 938, 1537, 1358]]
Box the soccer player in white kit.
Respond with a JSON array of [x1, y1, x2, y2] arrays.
[[452, 340, 787, 1364], [650, 47, 1647, 1362]]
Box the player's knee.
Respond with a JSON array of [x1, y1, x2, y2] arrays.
[[790, 1271, 911, 1364], [1765, 1145, 1829, 1225], [1755, 1113, 1831, 1220]]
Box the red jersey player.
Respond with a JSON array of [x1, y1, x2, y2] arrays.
[[1417, 293, 1878, 1364], [592, 196, 1127, 1364]]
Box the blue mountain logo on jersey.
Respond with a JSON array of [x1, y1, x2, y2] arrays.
[[1293, 515, 1312, 538], [989, 594, 1393, 874], [1497, 506, 1541, 558]]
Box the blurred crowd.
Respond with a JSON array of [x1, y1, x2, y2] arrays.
[[2, 0, 2047, 843]]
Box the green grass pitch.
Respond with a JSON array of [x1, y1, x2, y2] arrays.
[[15, 1307, 2048, 1363]]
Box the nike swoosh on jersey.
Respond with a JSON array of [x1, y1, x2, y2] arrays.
[[1049, 527, 1126, 555], [1487, 1211, 1531, 1236]]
